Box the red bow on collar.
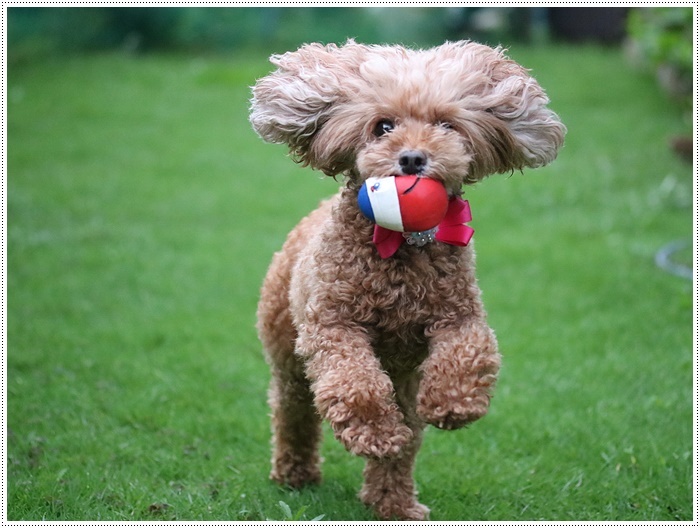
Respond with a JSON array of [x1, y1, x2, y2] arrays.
[[372, 196, 474, 259]]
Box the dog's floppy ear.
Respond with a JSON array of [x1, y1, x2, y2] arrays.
[[249, 41, 366, 175], [485, 51, 566, 171], [444, 42, 566, 179]]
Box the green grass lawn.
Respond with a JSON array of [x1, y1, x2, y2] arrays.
[[7, 45, 693, 521]]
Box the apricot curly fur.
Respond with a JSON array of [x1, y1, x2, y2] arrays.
[[251, 40, 565, 520]]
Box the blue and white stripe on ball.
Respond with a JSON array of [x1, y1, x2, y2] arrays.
[[361, 176, 404, 232]]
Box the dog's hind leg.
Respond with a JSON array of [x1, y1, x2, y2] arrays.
[[260, 304, 322, 487], [268, 360, 322, 488], [257, 231, 324, 488], [258, 252, 322, 487]]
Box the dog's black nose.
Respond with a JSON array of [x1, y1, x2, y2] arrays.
[[399, 150, 427, 175]]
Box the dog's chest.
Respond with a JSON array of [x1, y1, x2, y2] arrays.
[[330, 248, 471, 331]]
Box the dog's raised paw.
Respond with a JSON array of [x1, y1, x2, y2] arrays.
[[416, 393, 490, 430], [428, 409, 485, 430], [336, 420, 413, 458], [322, 397, 413, 457]]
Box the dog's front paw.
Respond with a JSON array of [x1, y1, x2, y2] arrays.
[[417, 397, 489, 430], [361, 488, 430, 521], [338, 420, 413, 458], [417, 365, 498, 430], [327, 401, 413, 457]]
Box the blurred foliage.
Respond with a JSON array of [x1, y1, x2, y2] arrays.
[[7, 7, 538, 63], [628, 7, 693, 74], [627, 7, 692, 101]]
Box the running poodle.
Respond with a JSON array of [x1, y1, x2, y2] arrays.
[[250, 40, 565, 520]]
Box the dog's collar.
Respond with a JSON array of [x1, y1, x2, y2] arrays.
[[372, 197, 474, 258]]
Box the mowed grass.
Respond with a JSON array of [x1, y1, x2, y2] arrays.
[[7, 46, 692, 521]]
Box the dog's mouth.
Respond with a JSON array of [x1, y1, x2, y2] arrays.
[[354, 149, 466, 197], [368, 173, 461, 198]]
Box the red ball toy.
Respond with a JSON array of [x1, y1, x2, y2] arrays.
[[358, 176, 449, 232]]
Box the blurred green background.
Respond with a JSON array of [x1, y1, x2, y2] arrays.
[[3, 7, 681, 56], [6, 7, 600, 56], [7, 6, 693, 521]]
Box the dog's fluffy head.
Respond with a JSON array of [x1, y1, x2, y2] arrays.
[[250, 40, 565, 193]]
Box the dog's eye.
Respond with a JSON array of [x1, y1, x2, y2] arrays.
[[373, 119, 395, 137], [437, 121, 454, 130]]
